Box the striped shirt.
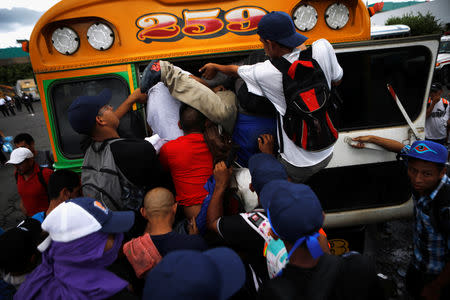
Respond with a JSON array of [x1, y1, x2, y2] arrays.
[[412, 174, 450, 274], [401, 145, 450, 274]]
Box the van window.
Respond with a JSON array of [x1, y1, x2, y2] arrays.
[[49, 76, 145, 158], [336, 45, 430, 131]]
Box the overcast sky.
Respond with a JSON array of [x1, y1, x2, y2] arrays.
[[0, 0, 428, 49], [0, 0, 60, 48]]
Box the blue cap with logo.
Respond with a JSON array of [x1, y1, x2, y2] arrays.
[[403, 140, 447, 164], [68, 89, 111, 135], [257, 11, 308, 48], [143, 247, 246, 300], [260, 180, 324, 259], [248, 153, 288, 195]]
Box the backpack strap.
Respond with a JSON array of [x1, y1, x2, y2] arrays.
[[15, 166, 49, 197], [299, 46, 313, 60], [45, 150, 54, 169], [37, 166, 49, 197], [240, 211, 271, 243], [269, 57, 292, 154]]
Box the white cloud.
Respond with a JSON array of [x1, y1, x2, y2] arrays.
[[0, 0, 60, 12], [0, 1, 60, 48], [0, 25, 34, 48]]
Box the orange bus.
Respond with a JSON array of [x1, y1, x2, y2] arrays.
[[29, 0, 440, 253]]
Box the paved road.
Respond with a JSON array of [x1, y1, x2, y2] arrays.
[[0, 102, 51, 230]]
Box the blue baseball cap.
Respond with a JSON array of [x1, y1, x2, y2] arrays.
[[143, 248, 246, 300], [403, 140, 447, 164], [260, 180, 324, 259], [68, 89, 111, 135], [248, 153, 288, 195], [257, 11, 308, 48], [41, 197, 134, 245]]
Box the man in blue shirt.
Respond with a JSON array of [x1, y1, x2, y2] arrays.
[[352, 136, 449, 300]]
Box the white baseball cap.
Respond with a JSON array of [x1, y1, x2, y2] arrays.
[[38, 197, 135, 252], [6, 147, 33, 164]]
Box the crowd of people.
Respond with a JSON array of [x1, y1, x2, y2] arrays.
[[0, 93, 35, 118], [0, 11, 449, 300]]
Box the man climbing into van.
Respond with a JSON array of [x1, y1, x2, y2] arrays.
[[351, 136, 450, 300], [199, 11, 344, 182], [68, 88, 165, 235]]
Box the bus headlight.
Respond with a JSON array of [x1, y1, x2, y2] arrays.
[[325, 3, 349, 30], [51, 27, 79, 55], [87, 23, 114, 51], [292, 4, 318, 32]]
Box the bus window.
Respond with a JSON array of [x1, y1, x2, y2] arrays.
[[336, 44, 430, 131], [48, 76, 143, 158]]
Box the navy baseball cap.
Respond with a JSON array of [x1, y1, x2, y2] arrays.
[[430, 82, 443, 92], [248, 153, 288, 195], [257, 11, 308, 48], [143, 248, 246, 300], [259, 180, 325, 260], [68, 89, 111, 135], [403, 140, 447, 165], [39, 197, 134, 251]]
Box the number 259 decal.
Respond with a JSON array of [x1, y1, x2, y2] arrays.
[[136, 6, 267, 43]]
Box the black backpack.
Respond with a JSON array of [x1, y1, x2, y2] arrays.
[[271, 47, 339, 152]]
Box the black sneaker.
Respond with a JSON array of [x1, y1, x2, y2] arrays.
[[140, 60, 161, 93]]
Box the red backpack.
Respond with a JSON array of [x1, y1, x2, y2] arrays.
[[271, 47, 339, 152]]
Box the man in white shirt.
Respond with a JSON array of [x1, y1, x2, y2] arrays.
[[199, 11, 343, 182], [425, 82, 450, 146], [0, 97, 9, 117]]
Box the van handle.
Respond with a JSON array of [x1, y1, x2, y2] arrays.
[[387, 84, 421, 139]]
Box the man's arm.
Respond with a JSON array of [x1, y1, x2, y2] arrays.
[[351, 135, 405, 153], [206, 161, 232, 233], [426, 98, 439, 118], [114, 88, 148, 120], [199, 63, 239, 80]]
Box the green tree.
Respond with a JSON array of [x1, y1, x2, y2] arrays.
[[385, 12, 443, 36], [0, 63, 34, 86]]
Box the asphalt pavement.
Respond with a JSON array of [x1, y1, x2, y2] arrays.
[[0, 102, 51, 230]]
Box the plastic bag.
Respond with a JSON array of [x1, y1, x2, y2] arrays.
[[2, 136, 13, 153]]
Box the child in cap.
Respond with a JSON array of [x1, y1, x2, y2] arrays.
[[352, 137, 450, 299], [15, 197, 137, 300]]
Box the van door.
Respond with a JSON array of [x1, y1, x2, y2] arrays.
[[309, 35, 440, 227]]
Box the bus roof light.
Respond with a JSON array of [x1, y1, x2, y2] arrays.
[[292, 4, 318, 32], [51, 27, 79, 55], [325, 3, 349, 30], [87, 23, 114, 51]]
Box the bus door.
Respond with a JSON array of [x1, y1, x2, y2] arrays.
[[36, 64, 146, 171]]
